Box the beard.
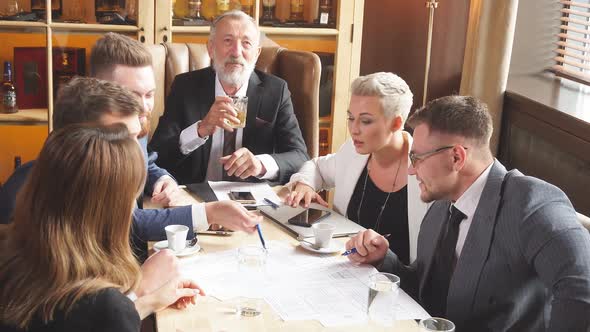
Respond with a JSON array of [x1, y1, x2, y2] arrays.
[[138, 112, 150, 138], [213, 52, 256, 87]]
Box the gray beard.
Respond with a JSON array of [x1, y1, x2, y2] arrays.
[[213, 60, 255, 87]]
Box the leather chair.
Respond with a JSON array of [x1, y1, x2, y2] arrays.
[[147, 42, 321, 158]]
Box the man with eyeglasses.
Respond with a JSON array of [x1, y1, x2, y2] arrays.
[[345, 95, 590, 331]]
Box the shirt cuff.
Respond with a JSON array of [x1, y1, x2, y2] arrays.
[[256, 154, 279, 180], [127, 291, 138, 302], [154, 175, 176, 187], [179, 121, 208, 155], [191, 203, 209, 232]]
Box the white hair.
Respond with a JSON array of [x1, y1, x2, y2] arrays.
[[350, 72, 413, 121]]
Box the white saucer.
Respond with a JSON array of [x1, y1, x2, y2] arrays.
[[153, 240, 201, 257], [299, 240, 343, 254]]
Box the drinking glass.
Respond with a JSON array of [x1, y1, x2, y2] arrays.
[[230, 96, 248, 128], [367, 272, 400, 326], [419, 317, 455, 331], [236, 245, 267, 317]]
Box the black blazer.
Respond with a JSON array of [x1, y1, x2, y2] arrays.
[[149, 67, 309, 185], [1, 288, 140, 332]]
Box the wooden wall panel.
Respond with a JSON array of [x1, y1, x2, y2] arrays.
[[360, 0, 470, 110]]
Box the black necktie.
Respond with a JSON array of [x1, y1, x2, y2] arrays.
[[222, 129, 237, 181], [425, 205, 466, 317]]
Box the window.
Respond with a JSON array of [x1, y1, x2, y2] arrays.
[[555, 0, 590, 84]]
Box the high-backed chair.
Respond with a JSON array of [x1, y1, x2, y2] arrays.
[[147, 42, 321, 158]]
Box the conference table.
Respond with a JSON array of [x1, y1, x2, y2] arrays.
[[146, 187, 422, 332]]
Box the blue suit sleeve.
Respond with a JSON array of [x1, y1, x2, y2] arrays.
[[0, 161, 35, 224], [139, 136, 173, 194], [132, 205, 193, 241]]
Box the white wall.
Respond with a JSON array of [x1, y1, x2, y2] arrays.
[[509, 0, 562, 76]]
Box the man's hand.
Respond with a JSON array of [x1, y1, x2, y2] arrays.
[[197, 96, 240, 137], [345, 229, 389, 267], [151, 177, 179, 206], [285, 182, 328, 208], [136, 249, 180, 297], [205, 200, 262, 233], [219, 147, 265, 179]]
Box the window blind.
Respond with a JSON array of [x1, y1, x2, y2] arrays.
[[554, 0, 590, 84]]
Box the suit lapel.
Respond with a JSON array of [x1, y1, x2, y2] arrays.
[[243, 72, 262, 150], [446, 160, 507, 322], [418, 201, 451, 299], [195, 68, 216, 166]]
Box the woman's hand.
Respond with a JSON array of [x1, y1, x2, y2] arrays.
[[136, 278, 204, 317], [285, 183, 328, 208]]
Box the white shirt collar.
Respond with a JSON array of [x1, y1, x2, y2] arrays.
[[453, 162, 494, 219], [214, 74, 249, 97]]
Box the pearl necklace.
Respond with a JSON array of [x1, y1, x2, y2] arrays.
[[356, 156, 403, 232]]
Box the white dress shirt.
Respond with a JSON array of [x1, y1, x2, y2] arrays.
[[178, 75, 279, 181], [453, 162, 494, 259], [151, 177, 208, 233]]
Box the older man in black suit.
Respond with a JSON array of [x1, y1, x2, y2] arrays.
[[150, 10, 308, 185]]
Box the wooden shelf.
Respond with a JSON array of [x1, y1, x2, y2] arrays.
[[260, 27, 338, 37], [0, 20, 47, 28], [171, 26, 338, 37], [171, 26, 211, 34], [50, 23, 140, 33], [0, 109, 48, 125]]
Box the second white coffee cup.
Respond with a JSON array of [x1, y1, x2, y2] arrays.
[[311, 223, 336, 248], [164, 224, 189, 252]]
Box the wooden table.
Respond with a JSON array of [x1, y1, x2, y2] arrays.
[[147, 189, 421, 332]]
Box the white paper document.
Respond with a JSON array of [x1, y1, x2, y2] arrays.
[[208, 181, 282, 207], [179, 241, 430, 327]]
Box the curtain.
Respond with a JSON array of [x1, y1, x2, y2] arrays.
[[460, 0, 519, 155]]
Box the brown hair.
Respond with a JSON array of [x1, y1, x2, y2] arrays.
[[52, 76, 142, 131], [90, 32, 152, 79], [0, 123, 146, 329], [407, 95, 493, 149]]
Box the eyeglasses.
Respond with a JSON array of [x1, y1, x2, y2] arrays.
[[409, 145, 466, 167]]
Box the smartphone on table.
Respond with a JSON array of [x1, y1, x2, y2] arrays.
[[228, 191, 256, 204], [287, 208, 332, 227]]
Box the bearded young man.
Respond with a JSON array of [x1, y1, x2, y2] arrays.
[[149, 10, 308, 185]]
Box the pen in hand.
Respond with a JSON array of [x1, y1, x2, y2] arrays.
[[256, 224, 267, 250], [341, 233, 391, 256]]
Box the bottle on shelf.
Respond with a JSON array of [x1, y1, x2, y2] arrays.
[[289, 0, 304, 22], [1, 61, 18, 114], [261, 0, 276, 25], [318, 0, 333, 25]]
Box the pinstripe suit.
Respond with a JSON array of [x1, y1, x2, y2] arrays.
[[381, 160, 590, 331]]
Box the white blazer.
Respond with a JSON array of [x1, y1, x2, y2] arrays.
[[287, 132, 429, 262]]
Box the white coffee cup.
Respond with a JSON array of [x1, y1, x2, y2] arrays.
[[164, 225, 189, 252], [311, 223, 336, 248]]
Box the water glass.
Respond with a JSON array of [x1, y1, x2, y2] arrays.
[[419, 317, 455, 331], [236, 245, 267, 317], [367, 272, 400, 326]]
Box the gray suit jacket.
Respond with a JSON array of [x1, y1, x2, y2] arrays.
[[382, 160, 590, 331]]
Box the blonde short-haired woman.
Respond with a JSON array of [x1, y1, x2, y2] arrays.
[[286, 72, 428, 264]]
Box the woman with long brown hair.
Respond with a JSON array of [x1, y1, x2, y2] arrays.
[[0, 123, 200, 331]]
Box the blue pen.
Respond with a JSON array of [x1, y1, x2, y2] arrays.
[[256, 224, 267, 250], [342, 233, 391, 256], [263, 198, 279, 209]]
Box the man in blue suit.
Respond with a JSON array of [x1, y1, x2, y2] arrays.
[[346, 96, 590, 331], [87, 33, 262, 253], [0, 77, 261, 242]]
